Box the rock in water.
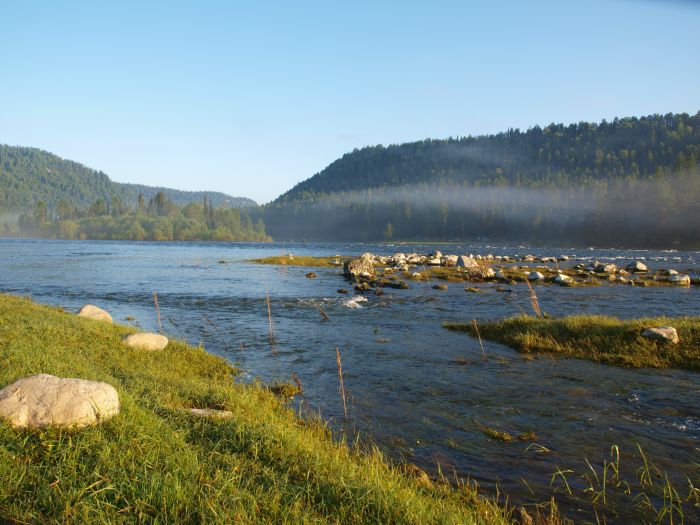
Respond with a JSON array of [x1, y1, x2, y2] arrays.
[[77, 304, 112, 323], [456, 255, 479, 269], [626, 261, 648, 273], [0, 374, 120, 428], [668, 274, 691, 286], [594, 262, 618, 274], [641, 327, 679, 344], [123, 333, 169, 351], [343, 253, 375, 279], [554, 273, 574, 285]]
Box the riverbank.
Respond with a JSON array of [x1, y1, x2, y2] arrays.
[[444, 315, 700, 371], [0, 293, 510, 524]]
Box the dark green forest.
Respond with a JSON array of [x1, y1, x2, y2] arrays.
[[0, 145, 256, 214], [16, 192, 269, 242], [260, 112, 700, 247]]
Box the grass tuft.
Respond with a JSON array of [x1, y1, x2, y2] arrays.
[[444, 314, 700, 371]]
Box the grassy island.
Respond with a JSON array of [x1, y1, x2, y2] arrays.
[[0, 294, 507, 524], [444, 315, 700, 371]]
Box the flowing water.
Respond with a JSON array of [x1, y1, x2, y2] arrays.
[[1, 239, 699, 523]]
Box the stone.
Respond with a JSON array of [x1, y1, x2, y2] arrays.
[[641, 327, 679, 344], [433, 284, 448, 290], [626, 261, 648, 273], [456, 255, 479, 269], [668, 274, 691, 286], [594, 262, 617, 274], [123, 332, 169, 351], [528, 271, 545, 281], [77, 304, 112, 323], [665, 269, 679, 276], [427, 257, 442, 266], [305, 272, 316, 278], [185, 408, 233, 419], [344, 253, 376, 279], [0, 374, 119, 428], [554, 273, 574, 285]]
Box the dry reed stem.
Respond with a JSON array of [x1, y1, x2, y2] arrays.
[[316, 305, 329, 321], [203, 314, 229, 352], [525, 280, 542, 318], [336, 347, 348, 422], [472, 319, 486, 360], [153, 291, 162, 333], [291, 372, 303, 397], [266, 290, 277, 352]]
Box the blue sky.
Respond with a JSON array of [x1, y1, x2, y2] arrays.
[[1, 1, 699, 203]]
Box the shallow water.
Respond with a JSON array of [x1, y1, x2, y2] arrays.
[[1, 239, 699, 522]]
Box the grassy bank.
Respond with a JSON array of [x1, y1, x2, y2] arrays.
[[444, 315, 700, 371], [251, 255, 346, 267], [0, 294, 508, 524]]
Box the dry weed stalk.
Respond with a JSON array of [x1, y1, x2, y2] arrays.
[[266, 290, 277, 352], [336, 347, 348, 421], [525, 280, 542, 318], [153, 291, 162, 333], [472, 319, 486, 360]]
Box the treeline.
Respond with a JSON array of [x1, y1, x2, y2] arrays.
[[17, 192, 270, 242], [0, 145, 256, 214], [260, 112, 700, 247]]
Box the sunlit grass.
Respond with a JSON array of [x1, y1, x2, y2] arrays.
[[0, 293, 509, 524], [444, 314, 700, 370]]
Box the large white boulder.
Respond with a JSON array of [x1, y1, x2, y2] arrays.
[[123, 333, 169, 351], [0, 374, 119, 429], [641, 327, 679, 344], [456, 255, 479, 269], [528, 271, 545, 281], [77, 304, 112, 323]]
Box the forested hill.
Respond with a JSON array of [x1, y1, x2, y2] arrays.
[[275, 112, 700, 203], [262, 112, 700, 247], [0, 145, 256, 213]]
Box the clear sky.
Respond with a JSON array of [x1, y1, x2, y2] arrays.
[[1, 1, 699, 203]]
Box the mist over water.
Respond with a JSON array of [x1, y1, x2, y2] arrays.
[[264, 170, 700, 247]]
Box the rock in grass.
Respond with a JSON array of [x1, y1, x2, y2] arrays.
[[0, 374, 119, 428], [185, 408, 233, 419], [641, 326, 679, 344], [123, 332, 169, 351], [77, 304, 112, 323], [528, 271, 545, 281], [594, 262, 617, 274]]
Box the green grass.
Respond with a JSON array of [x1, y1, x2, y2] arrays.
[[0, 294, 509, 524], [251, 255, 346, 268], [444, 315, 700, 371]]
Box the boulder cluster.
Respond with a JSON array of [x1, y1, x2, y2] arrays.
[[0, 303, 173, 430]]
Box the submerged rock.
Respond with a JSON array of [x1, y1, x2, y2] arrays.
[[642, 326, 679, 344], [433, 284, 448, 290], [123, 333, 169, 351], [0, 374, 119, 428], [77, 304, 112, 323]]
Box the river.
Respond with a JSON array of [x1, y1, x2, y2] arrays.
[[1, 239, 698, 523]]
